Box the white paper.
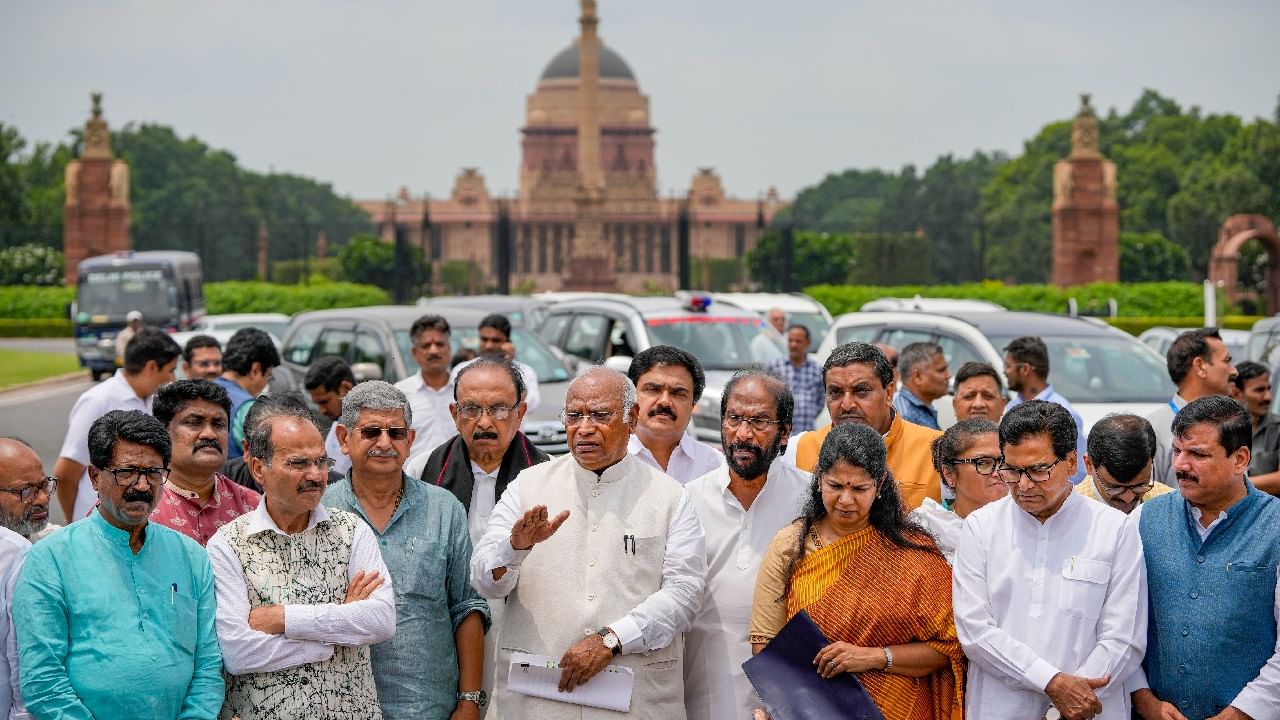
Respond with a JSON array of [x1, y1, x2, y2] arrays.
[[507, 652, 634, 712]]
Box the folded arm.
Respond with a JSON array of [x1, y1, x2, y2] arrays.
[[282, 520, 396, 646]]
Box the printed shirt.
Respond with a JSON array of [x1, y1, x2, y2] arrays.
[[893, 385, 940, 430], [394, 372, 456, 460], [765, 357, 824, 433], [149, 473, 261, 546]]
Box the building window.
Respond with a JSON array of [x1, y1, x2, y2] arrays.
[[660, 226, 672, 273], [630, 225, 641, 272], [614, 225, 625, 260], [553, 225, 563, 273], [538, 225, 548, 273], [645, 226, 655, 273], [521, 225, 533, 273], [735, 224, 746, 257]]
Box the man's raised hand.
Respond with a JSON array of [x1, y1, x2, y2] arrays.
[[510, 505, 570, 550]]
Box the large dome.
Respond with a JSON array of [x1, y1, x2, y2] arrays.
[[540, 41, 636, 82]]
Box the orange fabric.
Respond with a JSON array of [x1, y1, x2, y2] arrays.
[[795, 530, 965, 720], [784, 526, 874, 619], [795, 415, 942, 511]]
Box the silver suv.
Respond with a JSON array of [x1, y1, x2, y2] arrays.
[[537, 293, 787, 443]]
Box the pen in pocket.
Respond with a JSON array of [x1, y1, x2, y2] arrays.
[[170, 583, 177, 606]]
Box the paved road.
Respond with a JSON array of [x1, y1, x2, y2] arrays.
[[0, 378, 95, 526], [0, 338, 76, 354]]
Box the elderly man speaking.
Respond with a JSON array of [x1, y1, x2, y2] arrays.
[[471, 367, 706, 720]]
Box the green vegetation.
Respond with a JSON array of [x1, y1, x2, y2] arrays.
[[806, 281, 1207, 318], [0, 348, 82, 389], [0, 286, 74, 319], [1105, 316, 1261, 336]]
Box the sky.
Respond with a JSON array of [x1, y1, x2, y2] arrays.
[[3, 1, 1278, 203]]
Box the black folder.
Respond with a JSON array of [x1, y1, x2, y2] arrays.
[[742, 609, 885, 720]]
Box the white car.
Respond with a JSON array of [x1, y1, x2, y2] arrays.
[[191, 313, 291, 343], [712, 292, 833, 353], [1138, 326, 1249, 364], [816, 310, 1174, 432], [860, 296, 1006, 313]]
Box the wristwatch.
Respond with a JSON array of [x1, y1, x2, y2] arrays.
[[457, 690, 488, 707], [597, 627, 622, 656]]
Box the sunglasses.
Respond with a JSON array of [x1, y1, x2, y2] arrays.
[[354, 426, 410, 441]]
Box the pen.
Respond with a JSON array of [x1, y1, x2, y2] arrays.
[[170, 583, 177, 606]]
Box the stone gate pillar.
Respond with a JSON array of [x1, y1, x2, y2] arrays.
[[1051, 94, 1119, 286], [63, 93, 131, 285]]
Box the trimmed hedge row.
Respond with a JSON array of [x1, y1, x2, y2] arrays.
[[806, 281, 1208, 318], [0, 319, 74, 337], [1104, 316, 1262, 336], [0, 281, 391, 321]]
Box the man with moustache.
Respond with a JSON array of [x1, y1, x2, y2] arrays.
[[1076, 414, 1173, 514], [222, 393, 344, 493], [0, 437, 57, 542], [325, 381, 491, 719], [183, 335, 223, 380], [470, 367, 706, 720], [55, 326, 181, 521], [305, 355, 357, 476], [893, 342, 951, 430], [1231, 360, 1280, 493], [1129, 396, 1280, 720], [150, 380, 260, 545], [626, 346, 724, 484], [788, 342, 942, 510], [15, 411, 225, 719], [1147, 328, 1238, 488], [0, 438, 45, 718], [208, 411, 395, 719], [683, 369, 809, 720], [951, 361, 1008, 422], [398, 314, 458, 460], [953, 401, 1147, 720], [765, 325, 823, 433]]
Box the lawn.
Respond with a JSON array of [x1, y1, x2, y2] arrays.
[[0, 349, 83, 390]]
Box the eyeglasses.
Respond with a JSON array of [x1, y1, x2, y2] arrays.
[[0, 477, 56, 503], [953, 456, 1000, 476], [724, 414, 783, 432], [457, 404, 516, 421], [996, 457, 1065, 485], [98, 466, 170, 487], [561, 410, 618, 427], [354, 426, 411, 441], [1095, 476, 1155, 498], [281, 457, 338, 472]]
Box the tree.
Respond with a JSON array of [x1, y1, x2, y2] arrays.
[[1119, 232, 1191, 283]]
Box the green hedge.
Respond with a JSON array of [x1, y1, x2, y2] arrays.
[[0, 286, 75, 319], [204, 281, 390, 315], [0, 319, 74, 337], [806, 281, 1208, 318], [1105, 316, 1262, 336]]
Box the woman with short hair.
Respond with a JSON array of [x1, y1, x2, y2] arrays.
[[912, 418, 1008, 564]]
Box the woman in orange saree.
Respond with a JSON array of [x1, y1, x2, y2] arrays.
[[750, 423, 965, 720]]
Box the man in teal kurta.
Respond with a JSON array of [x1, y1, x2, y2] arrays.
[[13, 410, 224, 719]]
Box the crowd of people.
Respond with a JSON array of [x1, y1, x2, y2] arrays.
[[0, 311, 1276, 720]]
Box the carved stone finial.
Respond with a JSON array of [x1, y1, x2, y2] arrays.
[[1079, 93, 1092, 114], [91, 92, 103, 119], [1070, 92, 1100, 159], [83, 93, 112, 160]]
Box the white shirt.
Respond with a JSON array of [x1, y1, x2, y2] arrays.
[[0, 527, 30, 720], [910, 497, 964, 566], [953, 493, 1148, 719], [1124, 503, 1280, 719], [59, 370, 152, 521], [324, 423, 351, 477], [206, 503, 396, 676], [467, 461, 499, 547], [469, 465, 706, 655], [394, 372, 456, 461], [628, 432, 725, 485], [682, 459, 810, 720], [450, 358, 541, 413]]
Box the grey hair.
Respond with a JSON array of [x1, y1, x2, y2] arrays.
[[339, 380, 413, 429], [244, 393, 322, 465], [572, 366, 638, 421]]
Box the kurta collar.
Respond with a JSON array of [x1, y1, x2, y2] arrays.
[[247, 498, 331, 536], [883, 410, 904, 445], [1011, 488, 1083, 529], [573, 451, 637, 484], [89, 509, 152, 556]]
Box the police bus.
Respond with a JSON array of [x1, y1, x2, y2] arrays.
[[72, 251, 205, 380]]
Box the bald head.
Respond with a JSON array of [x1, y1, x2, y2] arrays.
[[0, 438, 41, 476], [0, 437, 51, 539]]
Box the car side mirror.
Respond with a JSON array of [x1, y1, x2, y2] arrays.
[[351, 362, 383, 382]]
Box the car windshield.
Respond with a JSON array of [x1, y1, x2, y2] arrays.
[[394, 327, 571, 384], [786, 311, 830, 352], [645, 317, 785, 370], [987, 334, 1174, 403], [77, 268, 175, 323]]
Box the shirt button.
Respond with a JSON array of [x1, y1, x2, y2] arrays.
[[1189, 591, 1199, 599], [591, 490, 600, 497], [1196, 555, 1205, 564], [591, 525, 598, 533], [588, 559, 596, 567], [1177, 664, 1187, 674], [1181, 626, 1190, 637], [301, 677, 310, 686], [587, 594, 596, 601], [584, 628, 594, 636], [1180, 700, 1190, 709]]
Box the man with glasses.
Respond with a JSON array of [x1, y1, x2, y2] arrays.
[[325, 380, 491, 719], [450, 314, 542, 413], [150, 380, 260, 546], [471, 367, 706, 719], [15, 410, 225, 718], [398, 314, 458, 461], [953, 400, 1147, 720], [208, 409, 395, 719], [0, 437, 57, 542], [182, 334, 223, 381], [627, 346, 724, 484], [1077, 414, 1173, 514], [683, 369, 808, 720]]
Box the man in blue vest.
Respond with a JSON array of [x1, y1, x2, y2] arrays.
[[1131, 395, 1280, 720]]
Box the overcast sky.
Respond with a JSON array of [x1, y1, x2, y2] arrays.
[[3, 1, 1277, 202]]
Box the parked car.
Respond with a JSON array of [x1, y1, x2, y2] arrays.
[[816, 310, 1174, 431], [1139, 326, 1249, 364], [712, 292, 833, 353], [1248, 316, 1280, 365], [537, 293, 786, 443], [276, 305, 573, 454], [860, 296, 1006, 313], [416, 295, 552, 332], [190, 313, 291, 343]]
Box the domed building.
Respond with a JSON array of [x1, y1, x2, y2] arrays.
[[358, 3, 783, 294]]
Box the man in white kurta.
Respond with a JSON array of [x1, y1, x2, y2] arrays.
[[626, 346, 725, 484], [470, 368, 706, 720], [954, 400, 1147, 720], [683, 370, 809, 720]]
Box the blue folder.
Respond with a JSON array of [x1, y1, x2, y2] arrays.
[[742, 609, 885, 720]]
